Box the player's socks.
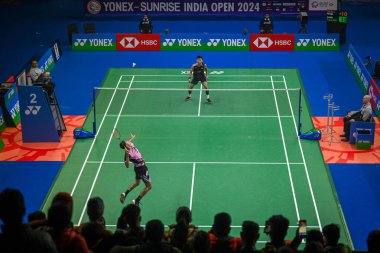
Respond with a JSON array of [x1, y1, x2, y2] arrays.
[[120, 192, 126, 204], [185, 92, 192, 101], [133, 196, 142, 206]]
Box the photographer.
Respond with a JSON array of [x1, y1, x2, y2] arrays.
[[259, 13, 274, 34], [139, 15, 153, 34]]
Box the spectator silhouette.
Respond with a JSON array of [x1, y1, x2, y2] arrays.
[[367, 229, 380, 253], [323, 224, 351, 253], [193, 230, 211, 253], [237, 221, 260, 253], [0, 188, 58, 253]]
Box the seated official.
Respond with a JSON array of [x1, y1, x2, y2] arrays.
[[29, 59, 55, 101], [259, 13, 274, 34], [30, 59, 50, 83], [340, 95, 373, 142], [139, 15, 153, 34]]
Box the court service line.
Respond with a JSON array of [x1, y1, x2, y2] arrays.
[[106, 114, 293, 118], [189, 163, 196, 210], [119, 80, 285, 83], [270, 75, 300, 221], [121, 74, 285, 77], [282, 76, 322, 231], [70, 75, 124, 196], [86, 161, 305, 165], [77, 75, 135, 226]]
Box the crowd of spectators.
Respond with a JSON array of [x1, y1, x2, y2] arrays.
[[1, 188, 379, 253]]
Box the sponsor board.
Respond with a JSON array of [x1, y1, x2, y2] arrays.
[[84, 0, 308, 16], [72, 34, 116, 51], [5, 83, 21, 126], [309, 0, 337, 11], [116, 34, 160, 51], [295, 34, 339, 51], [368, 79, 380, 116], [38, 49, 55, 73], [250, 34, 294, 51], [346, 44, 373, 93], [0, 109, 5, 133], [161, 34, 249, 51]]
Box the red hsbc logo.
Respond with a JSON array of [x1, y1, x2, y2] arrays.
[[116, 34, 160, 51], [250, 34, 294, 51]]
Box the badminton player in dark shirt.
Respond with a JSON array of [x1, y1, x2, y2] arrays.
[[185, 56, 212, 104], [119, 134, 151, 207]]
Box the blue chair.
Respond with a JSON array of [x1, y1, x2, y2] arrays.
[[349, 121, 376, 145]]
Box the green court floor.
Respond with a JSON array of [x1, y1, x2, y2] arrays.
[[42, 68, 352, 248]]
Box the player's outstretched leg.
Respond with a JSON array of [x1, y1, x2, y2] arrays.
[[120, 180, 140, 204], [133, 182, 152, 207], [202, 82, 212, 104], [185, 83, 195, 101]]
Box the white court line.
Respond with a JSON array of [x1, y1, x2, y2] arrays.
[[96, 87, 299, 91], [77, 76, 135, 226], [198, 85, 202, 116], [189, 163, 196, 210], [70, 75, 124, 196], [119, 80, 285, 83], [282, 76, 322, 231], [106, 114, 293, 118], [270, 75, 300, 221], [86, 161, 305, 165], [121, 74, 285, 77]]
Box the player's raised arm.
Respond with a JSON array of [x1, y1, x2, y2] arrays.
[[128, 133, 136, 142]]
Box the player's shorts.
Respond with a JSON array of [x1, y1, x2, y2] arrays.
[[191, 76, 207, 85], [134, 165, 151, 184]]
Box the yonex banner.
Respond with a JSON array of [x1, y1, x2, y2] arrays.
[[368, 79, 380, 116], [38, 48, 55, 73], [0, 108, 5, 133], [294, 34, 339, 51], [72, 34, 116, 51], [85, 0, 308, 16], [116, 34, 161, 51], [161, 34, 249, 51], [4, 83, 20, 126], [250, 34, 295, 51], [346, 44, 373, 93]]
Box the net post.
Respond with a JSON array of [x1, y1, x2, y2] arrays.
[[298, 88, 302, 136], [92, 87, 97, 135]]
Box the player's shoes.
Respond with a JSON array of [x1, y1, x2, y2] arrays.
[[132, 199, 141, 207], [120, 192, 126, 204], [185, 96, 191, 101], [206, 98, 212, 104]]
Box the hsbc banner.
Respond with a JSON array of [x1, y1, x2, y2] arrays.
[[250, 34, 294, 51], [116, 34, 160, 51], [294, 34, 339, 51], [72, 34, 116, 51], [368, 79, 380, 117], [161, 34, 249, 51], [346, 44, 373, 93]]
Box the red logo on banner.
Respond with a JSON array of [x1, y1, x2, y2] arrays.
[[368, 79, 380, 112], [116, 34, 160, 51], [250, 34, 295, 51]]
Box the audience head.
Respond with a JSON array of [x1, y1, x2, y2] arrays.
[[120, 204, 141, 228], [265, 215, 289, 244], [176, 206, 192, 224], [0, 188, 25, 225], [87, 196, 104, 223], [193, 230, 211, 253], [31, 59, 38, 68], [212, 212, 231, 238], [51, 192, 73, 214], [367, 229, 380, 253], [145, 219, 164, 242], [323, 224, 340, 246], [48, 202, 72, 231], [27, 210, 46, 223], [306, 229, 324, 245], [240, 220, 260, 246], [304, 242, 324, 253]]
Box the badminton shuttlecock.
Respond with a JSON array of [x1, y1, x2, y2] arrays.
[[132, 63, 136, 68]]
